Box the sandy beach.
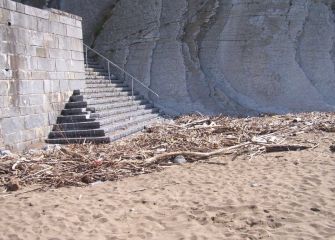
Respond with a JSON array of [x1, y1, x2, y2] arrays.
[[1, 130, 334, 240]]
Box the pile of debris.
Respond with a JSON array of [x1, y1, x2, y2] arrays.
[[1, 112, 335, 191]]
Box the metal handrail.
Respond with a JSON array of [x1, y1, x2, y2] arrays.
[[83, 43, 159, 98]]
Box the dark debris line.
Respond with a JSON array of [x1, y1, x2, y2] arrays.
[[1, 112, 335, 191]]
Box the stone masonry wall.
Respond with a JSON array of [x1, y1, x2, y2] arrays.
[[0, 0, 85, 151]]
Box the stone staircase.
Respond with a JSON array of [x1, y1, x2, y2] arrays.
[[46, 59, 160, 144]]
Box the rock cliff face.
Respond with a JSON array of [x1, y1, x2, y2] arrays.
[[15, 0, 335, 115]]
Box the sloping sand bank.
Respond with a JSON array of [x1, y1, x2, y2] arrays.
[[1, 131, 335, 240]]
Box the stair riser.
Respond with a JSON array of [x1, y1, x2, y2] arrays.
[[85, 80, 123, 84], [85, 76, 117, 80], [53, 122, 101, 131], [102, 113, 159, 131], [61, 108, 87, 116], [94, 108, 158, 120], [84, 92, 133, 99], [70, 95, 84, 102], [93, 105, 152, 117], [91, 100, 148, 111], [85, 72, 112, 77], [85, 68, 105, 72], [57, 116, 94, 124], [65, 102, 88, 109], [83, 87, 131, 94], [110, 126, 146, 142], [49, 130, 105, 139], [86, 83, 127, 88], [46, 138, 110, 144], [87, 96, 142, 105]]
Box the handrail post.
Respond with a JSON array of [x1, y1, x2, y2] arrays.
[[108, 62, 110, 81], [85, 45, 88, 68], [131, 78, 134, 104]]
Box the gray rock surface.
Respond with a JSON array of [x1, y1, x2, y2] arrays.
[[14, 0, 335, 115]]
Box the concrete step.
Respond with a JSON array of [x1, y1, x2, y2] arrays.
[[85, 75, 118, 80], [85, 72, 111, 77], [85, 60, 99, 65], [82, 87, 131, 94], [108, 118, 161, 141], [61, 108, 88, 116], [87, 95, 142, 105], [93, 104, 154, 118], [45, 136, 110, 144], [84, 91, 135, 99], [85, 71, 116, 78], [92, 99, 149, 111], [85, 67, 106, 72], [85, 79, 123, 84], [52, 121, 100, 131], [65, 101, 88, 109], [85, 83, 128, 88], [69, 95, 84, 102], [57, 114, 95, 124], [48, 129, 105, 139], [94, 108, 159, 123], [102, 113, 159, 133]]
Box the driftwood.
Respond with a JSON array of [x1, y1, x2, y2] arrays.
[[145, 142, 251, 165], [0, 112, 333, 190], [264, 144, 311, 153]]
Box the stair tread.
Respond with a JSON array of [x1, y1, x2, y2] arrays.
[[101, 112, 160, 129], [46, 136, 110, 144], [94, 107, 158, 119], [107, 117, 161, 141]]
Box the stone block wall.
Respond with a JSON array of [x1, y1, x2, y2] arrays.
[[0, 0, 85, 151]]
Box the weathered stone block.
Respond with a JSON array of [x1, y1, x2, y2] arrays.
[[67, 59, 84, 72], [20, 129, 35, 142], [10, 11, 37, 30], [24, 5, 49, 19], [37, 18, 49, 32], [24, 113, 48, 129], [0, 8, 9, 23], [0, 81, 9, 95], [29, 31, 44, 46], [68, 79, 85, 90], [71, 51, 84, 61], [4, 133, 22, 145], [18, 80, 44, 94], [59, 15, 76, 26], [1, 116, 24, 135], [48, 71, 65, 80], [31, 71, 47, 80], [44, 79, 60, 93], [36, 47, 47, 58], [37, 58, 56, 72], [66, 25, 82, 39], [59, 79, 69, 91], [55, 59, 67, 72], [69, 38, 83, 52], [43, 33, 59, 49], [15, 2, 25, 13], [4, 0, 16, 11], [49, 21, 66, 36], [49, 48, 71, 59]]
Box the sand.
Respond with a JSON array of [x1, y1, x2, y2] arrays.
[[0, 132, 335, 240]]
